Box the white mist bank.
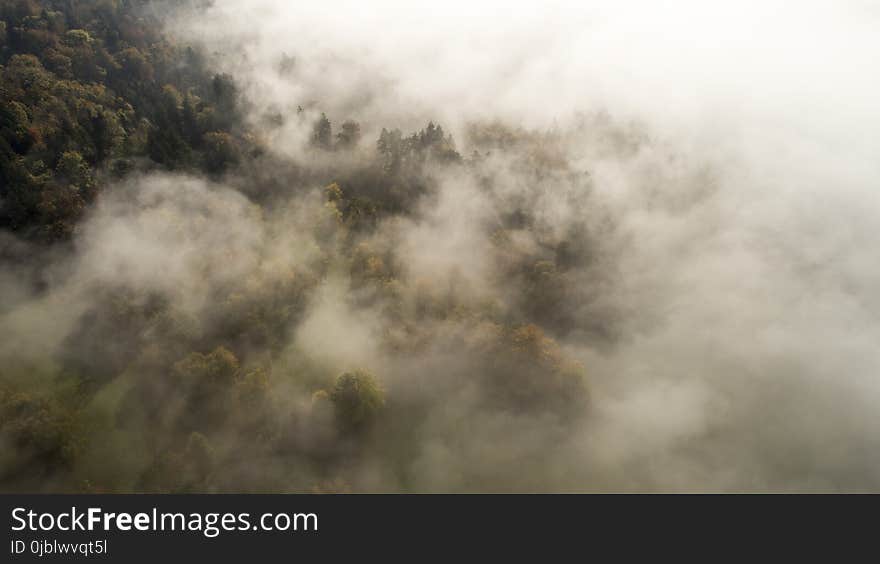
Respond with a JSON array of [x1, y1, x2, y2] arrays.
[[3, 0, 877, 491], [159, 0, 880, 490]]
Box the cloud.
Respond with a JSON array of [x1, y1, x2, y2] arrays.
[[4, 0, 880, 491]]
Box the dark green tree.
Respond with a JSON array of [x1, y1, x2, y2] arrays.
[[311, 112, 332, 150], [328, 370, 385, 433]]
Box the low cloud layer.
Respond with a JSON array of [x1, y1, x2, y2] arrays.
[[2, 0, 879, 491]]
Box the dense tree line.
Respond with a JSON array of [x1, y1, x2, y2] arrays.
[[0, 0, 247, 240]]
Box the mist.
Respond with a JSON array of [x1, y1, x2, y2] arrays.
[[2, 0, 879, 491]]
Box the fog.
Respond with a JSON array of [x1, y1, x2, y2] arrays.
[[174, 0, 880, 489], [3, 0, 880, 491]]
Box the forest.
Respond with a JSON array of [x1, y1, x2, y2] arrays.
[[0, 0, 599, 492], [3, 1, 880, 492]]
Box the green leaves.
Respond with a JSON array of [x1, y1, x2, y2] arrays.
[[0, 3, 246, 239], [328, 370, 385, 434]]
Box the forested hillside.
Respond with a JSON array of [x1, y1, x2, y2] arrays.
[[0, 0, 597, 492], [0, 0, 249, 240], [5, 0, 876, 493]]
